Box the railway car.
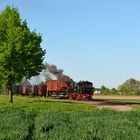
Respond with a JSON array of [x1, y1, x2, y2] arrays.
[[37, 84, 46, 96], [31, 84, 46, 96], [68, 81, 94, 101], [46, 80, 69, 97], [32, 85, 38, 95], [20, 87, 29, 95], [46, 80, 93, 100], [18, 80, 93, 100]]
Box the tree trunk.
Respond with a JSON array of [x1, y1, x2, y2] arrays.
[[8, 82, 13, 103]]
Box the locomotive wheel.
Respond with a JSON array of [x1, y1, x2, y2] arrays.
[[68, 94, 73, 100], [76, 94, 82, 101]]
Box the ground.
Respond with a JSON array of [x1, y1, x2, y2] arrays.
[[66, 100, 132, 111], [93, 95, 140, 111], [94, 95, 140, 100], [57, 94, 140, 111], [93, 101, 132, 111]]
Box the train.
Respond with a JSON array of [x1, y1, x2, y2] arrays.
[[17, 80, 94, 101]]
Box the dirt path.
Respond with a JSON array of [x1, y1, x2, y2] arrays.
[[97, 105, 132, 111], [53, 99, 132, 111], [91, 95, 140, 111], [94, 95, 140, 100], [85, 100, 132, 111], [93, 101, 132, 111]]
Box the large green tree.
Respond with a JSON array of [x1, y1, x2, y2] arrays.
[[118, 78, 140, 95], [100, 85, 110, 95], [0, 6, 46, 102]]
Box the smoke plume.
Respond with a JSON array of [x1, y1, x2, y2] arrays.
[[46, 63, 73, 83]]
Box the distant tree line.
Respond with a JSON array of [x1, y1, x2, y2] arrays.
[[99, 78, 140, 96]]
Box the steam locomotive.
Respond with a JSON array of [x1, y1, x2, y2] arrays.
[[68, 81, 94, 100], [46, 80, 93, 100], [19, 80, 94, 101]]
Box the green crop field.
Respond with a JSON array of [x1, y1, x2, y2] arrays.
[[1, 95, 140, 140]]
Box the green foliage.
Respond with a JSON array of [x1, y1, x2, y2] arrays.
[[119, 78, 140, 95], [0, 5, 45, 102], [0, 96, 140, 139], [100, 85, 110, 95], [110, 88, 118, 95], [99, 78, 140, 95], [0, 5, 45, 87]]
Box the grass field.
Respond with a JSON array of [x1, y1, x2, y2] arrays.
[[1, 95, 140, 140]]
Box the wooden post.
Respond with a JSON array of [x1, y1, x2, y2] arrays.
[[46, 89, 49, 98], [9, 84, 13, 102]]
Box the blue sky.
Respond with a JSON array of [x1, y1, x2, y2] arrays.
[[1, 0, 140, 88]]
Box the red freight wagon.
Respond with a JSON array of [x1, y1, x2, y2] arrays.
[[20, 87, 29, 95], [46, 80, 68, 97], [47, 80, 68, 92], [37, 85, 46, 96], [32, 85, 38, 95]]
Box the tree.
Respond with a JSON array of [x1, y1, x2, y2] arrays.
[[0, 6, 46, 102], [118, 85, 128, 95], [100, 85, 110, 95], [110, 88, 118, 95], [118, 78, 140, 95]]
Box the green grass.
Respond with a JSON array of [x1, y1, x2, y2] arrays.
[[0, 95, 95, 113], [1, 95, 140, 140]]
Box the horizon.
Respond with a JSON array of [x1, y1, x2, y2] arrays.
[[1, 0, 140, 88]]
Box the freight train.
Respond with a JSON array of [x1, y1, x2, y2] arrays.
[[18, 80, 94, 101]]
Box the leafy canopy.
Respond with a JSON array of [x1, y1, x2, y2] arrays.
[[119, 78, 140, 92], [0, 6, 46, 85]]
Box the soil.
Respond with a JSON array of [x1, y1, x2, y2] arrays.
[[92, 101, 132, 111], [94, 95, 140, 100], [52, 95, 140, 111], [81, 100, 132, 111], [97, 105, 132, 111], [91, 95, 140, 111], [55, 99, 133, 111]]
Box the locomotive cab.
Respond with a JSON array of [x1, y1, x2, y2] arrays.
[[76, 81, 93, 94], [69, 81, 94, 101]]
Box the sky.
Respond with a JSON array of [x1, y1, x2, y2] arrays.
[[0, 0, 140, 88]]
